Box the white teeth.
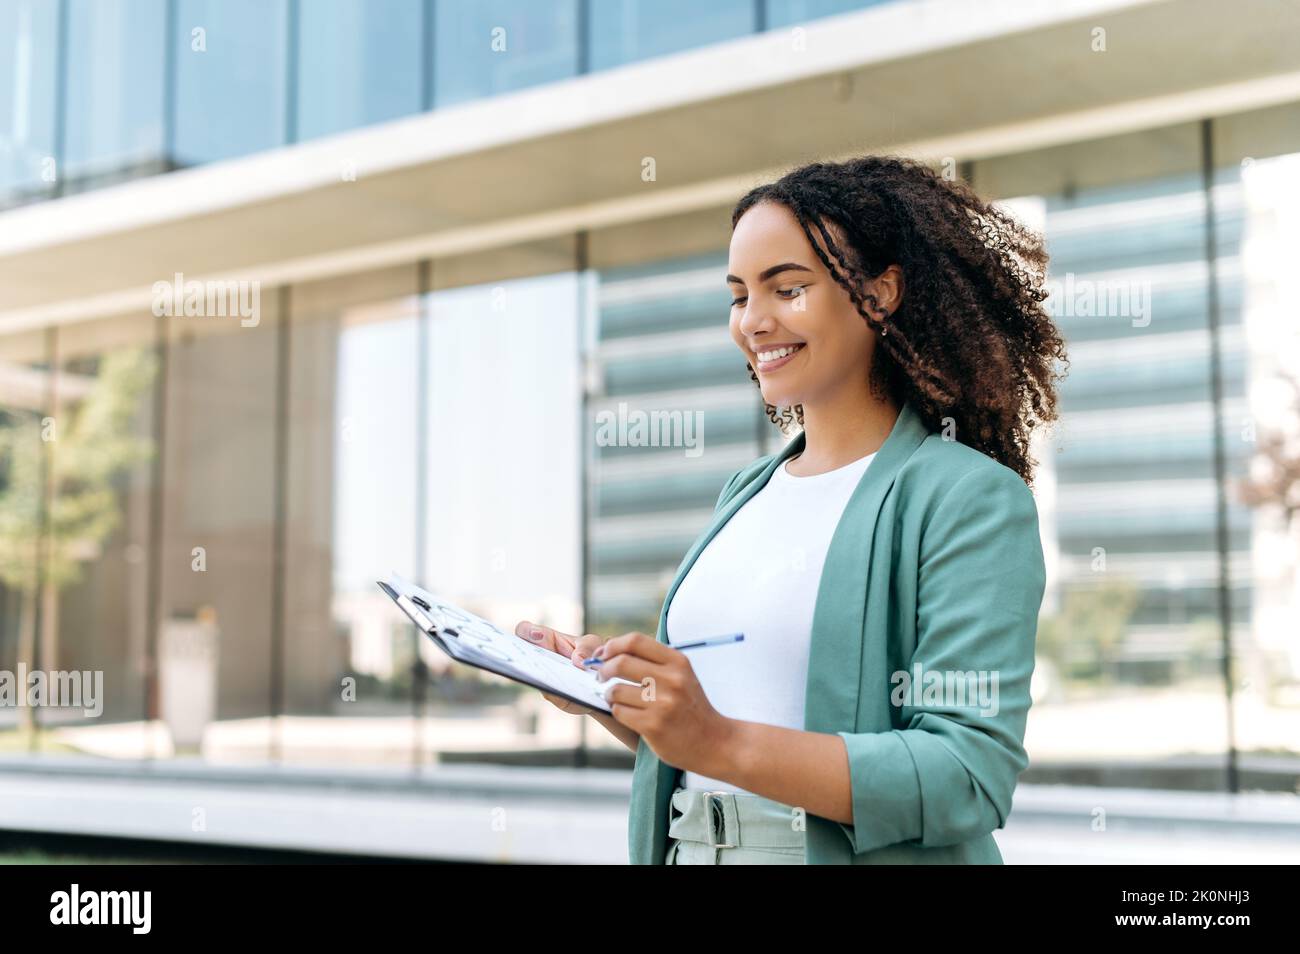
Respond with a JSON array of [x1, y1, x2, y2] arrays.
[[758, 345, 801, 362]]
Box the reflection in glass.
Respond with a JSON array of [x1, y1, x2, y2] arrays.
[[296, 0, 423, 142], [0, 329, 53, 750], [973, 123, 1297, 789], [586, 252, 763, 637], [764, 0, 890, 30], [282, 271, 421, 766], [1032, 166, 1231, 775], [45, 319, 158, 759], [173, 0, 288, 166], [1213, 120, 1300, 779], [422, 269, 583, 755], [0, 0, 59, 206], [434, 0, 578, 108], [588, 0, 754, 72], [159, 306, 281, 762], [63, 0, 167, 192]]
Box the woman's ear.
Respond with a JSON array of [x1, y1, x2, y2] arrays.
[[865, 264, 904, 321]]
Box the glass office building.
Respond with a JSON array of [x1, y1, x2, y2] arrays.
[[1, 0, 1297, 802], [0, 0, 889, 208]]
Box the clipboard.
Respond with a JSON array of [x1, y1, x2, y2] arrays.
[[377, 572, 637, 715]]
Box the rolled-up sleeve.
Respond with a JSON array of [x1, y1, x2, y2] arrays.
[[836, 463, 1047, 854]]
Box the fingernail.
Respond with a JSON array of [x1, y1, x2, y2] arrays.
[[528, 627, 544, 641]]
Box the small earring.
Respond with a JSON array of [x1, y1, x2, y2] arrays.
[[881, 324, 888, 337]]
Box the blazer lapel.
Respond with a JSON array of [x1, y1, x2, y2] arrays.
[[803, 399, 931, 736], [631, 431, 807, 862], [630, 399, 931, 864]]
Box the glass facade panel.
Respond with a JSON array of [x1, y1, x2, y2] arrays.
[[422, 263, 585, 756], [63, 0, 167, 192], [973, 122, 1282, 786], [585, 250, 768, 636], [765, 0, 889, 29], [0, 327, 53, 750], [588, 0, 755, 72], [1210, 103, 1300, 778], [0, 0, 913, 208], [156, 301, 282, 761], [43, 313, 159, 758], [433, 0, 579, 109], [173, 0, 289, 166], [282, 266, 421, 766], [0, 0, 59, 206], [296, 0, 423, 141]]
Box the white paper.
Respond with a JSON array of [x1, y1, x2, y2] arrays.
[[386, 573, 639, 712]]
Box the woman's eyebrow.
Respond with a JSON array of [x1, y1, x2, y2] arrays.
[[725, 262, 814, 285]]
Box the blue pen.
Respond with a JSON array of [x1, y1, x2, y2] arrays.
[[582, 632, 744, 665]]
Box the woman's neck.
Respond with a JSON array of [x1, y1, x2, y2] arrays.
[[786, 385, 900, 477]]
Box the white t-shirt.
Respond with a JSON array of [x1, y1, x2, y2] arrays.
[[665, 447, 877, 794]]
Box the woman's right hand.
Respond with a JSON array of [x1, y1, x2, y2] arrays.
[[513, 620, 604, 715]]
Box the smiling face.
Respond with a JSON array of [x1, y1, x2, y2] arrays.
[[727, 200, 895, 413]]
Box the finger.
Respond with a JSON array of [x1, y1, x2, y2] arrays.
[[543, 691, 575, 713], [542, 623, 581, 657], [541, 690, 590, 715], [515, 619, 549, 645], [592, 653, 659, 687], [607, 699, 645, 730], [514, 620, 565, 655], [602, 681, 652, 712], [597, 631, 675, 665], [570, 634, 604, 668]]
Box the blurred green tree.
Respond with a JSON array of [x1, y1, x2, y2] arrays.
[[1036, 576, 1141, 690], [0, 347, 156, 734]]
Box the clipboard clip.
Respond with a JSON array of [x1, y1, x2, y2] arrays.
[[394, 590, 460, 639], [395, 594, 440, 636]]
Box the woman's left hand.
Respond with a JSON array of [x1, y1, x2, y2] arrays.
[[595, 632, 736, 775]]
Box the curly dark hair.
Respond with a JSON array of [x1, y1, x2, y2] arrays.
[[733, 154, 1068, 486]]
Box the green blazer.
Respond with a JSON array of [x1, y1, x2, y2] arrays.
[[627, 398, 1047, 864]]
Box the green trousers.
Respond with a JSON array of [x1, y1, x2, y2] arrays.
[[664, 786, 806, 865]]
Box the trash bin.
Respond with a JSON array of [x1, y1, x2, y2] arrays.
[[159, 608, 219, 754]]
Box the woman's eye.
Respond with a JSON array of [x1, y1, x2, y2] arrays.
[[730, 287, 803, 306]]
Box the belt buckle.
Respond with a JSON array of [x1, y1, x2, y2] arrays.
[[703, 791, 737, 849]]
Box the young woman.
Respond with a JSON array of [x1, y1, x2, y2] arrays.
[[516, 154, 1067, 864]]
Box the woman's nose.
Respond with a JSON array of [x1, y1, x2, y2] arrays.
[[738, 300, 776, 337]]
